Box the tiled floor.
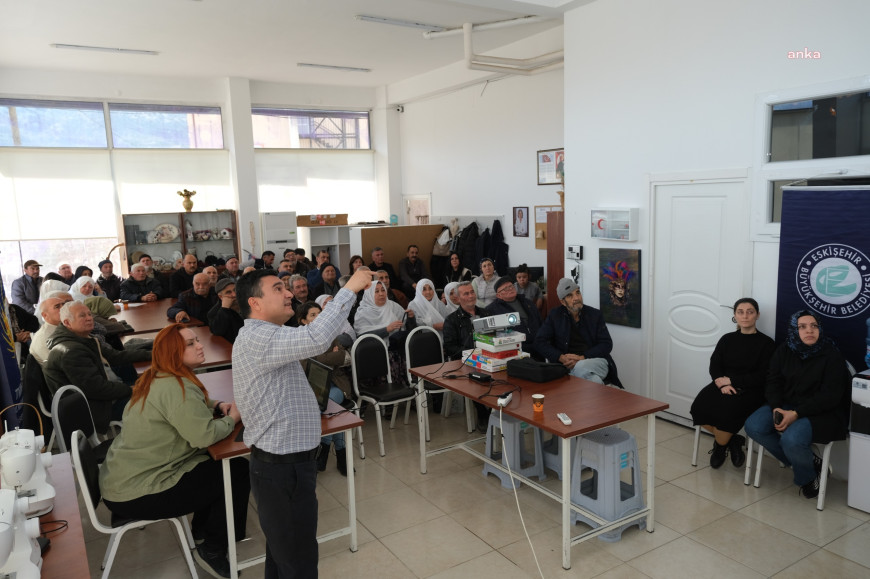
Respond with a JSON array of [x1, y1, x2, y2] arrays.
[[78, 407, 870, 578]]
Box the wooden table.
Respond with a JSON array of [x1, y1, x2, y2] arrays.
[[205, 370, 363, 579], [112, 298, 203, 334], [409, 363, 669, 570], [124, 325, 232, 372], [41, 452, 90, 578]]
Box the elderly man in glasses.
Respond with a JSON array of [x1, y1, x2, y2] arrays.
[[484, 276, 544, 360]]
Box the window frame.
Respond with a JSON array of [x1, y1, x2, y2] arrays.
[[251, 107, 371, 150], [752, 75, 870, 241]]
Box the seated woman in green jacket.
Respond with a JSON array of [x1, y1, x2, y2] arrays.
[[99, 323, 250, 579]]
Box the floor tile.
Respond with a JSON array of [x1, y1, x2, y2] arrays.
[[772, 548, 870, 578], [627, 536, 764, 579], [448, 493, 559, 549], [356, 485, 444, 538], [499, 526, 624, 578], [380, 515, 492, 577], [651, 483, 731, 535], [318, 539, 415, 578], [738, 486, 863, 546], [427, 550, 532, 579], [689, 511, 816, 575], [823, 520, 870, 569]]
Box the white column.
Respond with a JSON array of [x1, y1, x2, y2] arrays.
[[224, 77, 261, 258]]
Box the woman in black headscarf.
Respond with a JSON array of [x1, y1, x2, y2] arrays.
[[744, 310, 851, 499]]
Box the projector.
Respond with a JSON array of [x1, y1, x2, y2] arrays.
[[472, 313, 520, 333]]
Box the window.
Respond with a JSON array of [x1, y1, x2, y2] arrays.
[[109, 103, 223, 149], [0, 99, 107, 148], [769, 92, 870, 162], [252, 108, 370, 149]]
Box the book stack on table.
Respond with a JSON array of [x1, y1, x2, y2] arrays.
[[464, 331, 529, 372]]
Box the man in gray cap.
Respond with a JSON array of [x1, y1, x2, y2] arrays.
[[534, 278, 620, 386], [208, 278, 244, 343]]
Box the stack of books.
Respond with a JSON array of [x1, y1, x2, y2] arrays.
[[464, 331, 528, 372]]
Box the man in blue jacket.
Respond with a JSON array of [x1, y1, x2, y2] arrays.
[[535, 278, 621, 386]]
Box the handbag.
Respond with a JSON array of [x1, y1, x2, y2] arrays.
[[432, 226, 452, 257], [506, 358, 569, 383]]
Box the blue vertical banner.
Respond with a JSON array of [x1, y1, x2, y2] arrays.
[[776, 187, 870, 370], [0, 267, 23, 428]]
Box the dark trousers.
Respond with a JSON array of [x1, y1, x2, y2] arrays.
[[250, 454, 319, 579], [105, 457, 250, 552]]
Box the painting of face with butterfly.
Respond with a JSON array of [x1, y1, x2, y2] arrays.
[[599, 249, 641, 328]]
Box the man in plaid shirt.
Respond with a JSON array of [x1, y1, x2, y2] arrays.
[[233, 268, 374, 578]]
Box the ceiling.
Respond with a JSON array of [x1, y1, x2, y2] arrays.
[[0, 0, 585, 89]]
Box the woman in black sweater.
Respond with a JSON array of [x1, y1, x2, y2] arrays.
[[691, 298, 775, 468], [744, 310, 851, 499]]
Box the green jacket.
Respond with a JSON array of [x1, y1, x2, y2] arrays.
[[99, 375, 235, 502]]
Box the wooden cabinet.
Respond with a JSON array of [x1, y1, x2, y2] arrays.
[[121, 210, 239, 274]]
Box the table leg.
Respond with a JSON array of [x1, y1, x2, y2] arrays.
[[223, 458, 239, 578], [417, 381, 428, 474], [562, 435, 572, 570], [646, 413, 656, 532], [346, 430, 358, 552]]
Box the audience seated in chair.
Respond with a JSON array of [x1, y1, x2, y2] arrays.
[[744, 310, 851, 500]]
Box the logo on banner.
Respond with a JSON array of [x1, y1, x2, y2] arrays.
[[796, 243, 870, 318]]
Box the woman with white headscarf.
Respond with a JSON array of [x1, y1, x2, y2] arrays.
[[441, 281, 460, 315], [39, 279, 69, 303], [353, 281, 416, 339], [408, 278, 448, 331]]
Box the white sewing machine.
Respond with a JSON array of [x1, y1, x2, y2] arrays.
[[0, 429, 55, 517], [0, 488, 41, 578]]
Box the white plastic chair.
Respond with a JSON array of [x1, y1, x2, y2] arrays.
[[70, 430, 198, 579]]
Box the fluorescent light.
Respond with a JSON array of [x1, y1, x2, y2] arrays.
[[51, 43, 159, 56], [354, 14, 445, 32], [297, 62, 371, 73]]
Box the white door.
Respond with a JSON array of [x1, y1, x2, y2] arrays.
[[650, 176, 748, 424]]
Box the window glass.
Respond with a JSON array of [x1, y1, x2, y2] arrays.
[[109, 103, 223, 149], [0, 99, 107, 148], [252, 108, 370, 149], [770, 92, 870, 162]]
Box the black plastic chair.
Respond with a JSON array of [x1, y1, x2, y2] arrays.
[[405, 326, 474, 438], [351, 334, 416, 458]]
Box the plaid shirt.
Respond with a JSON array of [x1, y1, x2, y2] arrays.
[[232, 288, 356, 454]]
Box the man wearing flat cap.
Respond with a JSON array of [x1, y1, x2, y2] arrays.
[[96, 260, 123, 301], [535, 278, 621, 387], [11, 259, 43, 315], [485, 276, 543, 360], [208, 278, 244, 343]]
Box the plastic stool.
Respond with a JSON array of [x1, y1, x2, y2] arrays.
[[542, 435, 579, 480], [482, 412, 546, 489], [570, 426, 645, 541]]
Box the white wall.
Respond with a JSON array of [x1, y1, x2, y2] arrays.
[[563, 0, 870, 391], [398, 69, 565, 273]]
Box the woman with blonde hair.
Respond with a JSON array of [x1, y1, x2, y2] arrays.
[[99, 323, 250, 578]]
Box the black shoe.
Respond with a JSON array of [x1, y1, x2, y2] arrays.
[[316, 442, 331, 472], [194, 544, 231, 579], [728, 435, 746, 468], [800, 473, 821, 499], [335, 447, 348, 477], [709, 441, 728, 469], [813, 452, 823, 475]]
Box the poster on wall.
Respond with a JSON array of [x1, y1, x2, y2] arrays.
[[513, 207, 529, 237], [776, 187, 870, 370], [599, 248, 641, 328], [537, 148, 564, 185]]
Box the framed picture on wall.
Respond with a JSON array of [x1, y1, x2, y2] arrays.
[[599, 248, 641, 328], [537, 148, 564, 185], [513, 207, 530, 237]]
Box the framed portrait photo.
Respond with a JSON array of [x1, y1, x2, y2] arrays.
[[513, 206, 530, 237], [537, 148, 564, 185]]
